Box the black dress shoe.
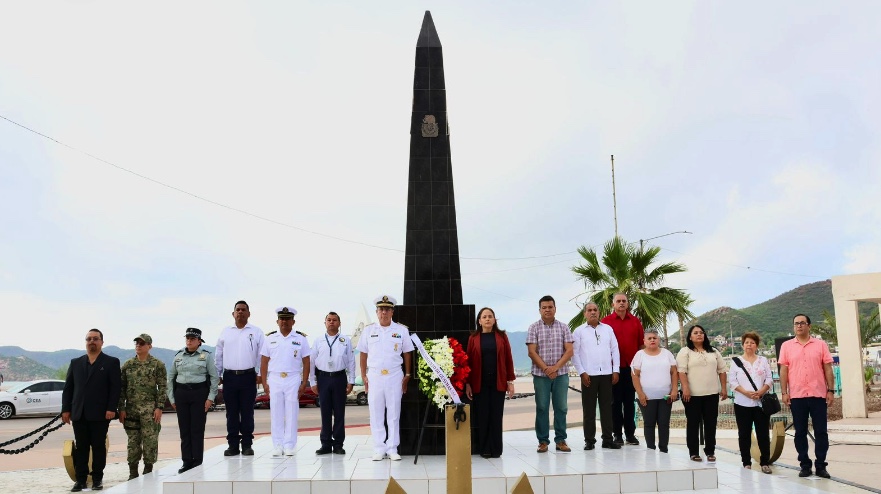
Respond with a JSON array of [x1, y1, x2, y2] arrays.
[[70, 482, 85, 492], [584, 443, 595, 450], [613, 435, 624, 445], [224, 448, 240, 456], [625, 436, 640, 446], [601, 441, 622, 449], [816, 468, 831, 479], [92, 480, 104, 490], [316, 447, 333, 455], [333, 447, 346, 455], [178, 465, 192, 474], [242, 447, 255, 456], [799, 468, 812, 477]]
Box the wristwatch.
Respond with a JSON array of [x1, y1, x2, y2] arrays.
[[827, 389, 834, 393]]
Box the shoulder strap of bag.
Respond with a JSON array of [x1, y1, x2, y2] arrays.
[[732, 357, 759, 391]]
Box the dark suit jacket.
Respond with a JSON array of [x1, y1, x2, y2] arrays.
[[62, 352, 122, 422]]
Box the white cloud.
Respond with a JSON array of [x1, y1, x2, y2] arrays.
[[2, 1, 881, 350]]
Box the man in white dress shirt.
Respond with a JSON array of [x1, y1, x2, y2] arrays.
[[260, 306, 311, 456], [572, 302, 621, 450], [310, 312, 355, 455], [215, 300, 265, 456], [357, 295, 414, 461]]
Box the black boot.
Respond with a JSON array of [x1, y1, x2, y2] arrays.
[[143, 463, 153, 474], [128, 463, 139, 480]]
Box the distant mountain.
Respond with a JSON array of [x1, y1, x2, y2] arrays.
[[680, 280, 876, 346], [0, 355, 59, 381], [0, 345, 216, 371]]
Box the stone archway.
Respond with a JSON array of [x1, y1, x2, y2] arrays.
[[831, 272, 881, 418]]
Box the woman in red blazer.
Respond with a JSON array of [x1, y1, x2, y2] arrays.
[[465, 307, 516, 458]]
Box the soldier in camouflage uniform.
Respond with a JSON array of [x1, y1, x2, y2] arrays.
[[118, 333, 168, 480]]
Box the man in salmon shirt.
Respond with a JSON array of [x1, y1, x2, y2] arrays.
[[602, 293, 644, 446], [779, 313, 834, 479]]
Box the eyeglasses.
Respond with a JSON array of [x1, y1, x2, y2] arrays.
[[794, 321, 809, 327], [85, 337, 101, 342]]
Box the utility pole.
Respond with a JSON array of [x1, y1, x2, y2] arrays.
[[611, 155, 618, 238]]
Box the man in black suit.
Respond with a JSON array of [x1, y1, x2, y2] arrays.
[[62, 329, 122, 492]]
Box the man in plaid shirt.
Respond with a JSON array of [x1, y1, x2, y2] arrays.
[[526, 295, 575, 452]]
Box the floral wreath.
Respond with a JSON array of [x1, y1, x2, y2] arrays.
[[416, 336, 470, 410]]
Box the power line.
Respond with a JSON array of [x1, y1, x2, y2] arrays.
[[0, 113, 567, 261], [660, 247, 825, 279]]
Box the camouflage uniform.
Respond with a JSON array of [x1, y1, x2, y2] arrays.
[[119, 355, 168, 464]]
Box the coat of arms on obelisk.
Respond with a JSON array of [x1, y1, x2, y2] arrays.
[[421, 115, 439, 137]]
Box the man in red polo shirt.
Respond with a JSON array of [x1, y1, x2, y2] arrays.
[[602, 293, 644, 445]]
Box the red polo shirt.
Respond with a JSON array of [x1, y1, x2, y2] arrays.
[[602, 312, 644, 367]]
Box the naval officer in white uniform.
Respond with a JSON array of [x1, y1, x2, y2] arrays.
[[260, 306, 311, 456], [357, 295, 414, 461]]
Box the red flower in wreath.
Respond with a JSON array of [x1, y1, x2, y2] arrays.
[[448, 337, 470, 397]]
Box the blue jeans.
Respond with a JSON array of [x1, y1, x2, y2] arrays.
[[789, 397, 829, 470], [533, 374, 569, 445]]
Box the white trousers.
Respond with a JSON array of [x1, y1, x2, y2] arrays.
[[268, 373, 300, 450], [367, 370, 404, 455]]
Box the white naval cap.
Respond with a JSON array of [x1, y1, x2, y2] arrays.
[[374, 295, 397, 308], [276, 306, 297, 319]]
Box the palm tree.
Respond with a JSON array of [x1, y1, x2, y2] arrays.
[[569, 236, 695, 331], [814, 307, 881, 348]]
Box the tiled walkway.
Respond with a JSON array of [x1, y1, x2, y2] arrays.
[[102, 429, 866, 494]]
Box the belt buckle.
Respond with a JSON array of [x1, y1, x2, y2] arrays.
[[280, 372, 288, 378], [381, 369, 389, 375]]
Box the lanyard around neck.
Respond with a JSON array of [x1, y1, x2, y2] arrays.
[[325, 333, 340, 357]]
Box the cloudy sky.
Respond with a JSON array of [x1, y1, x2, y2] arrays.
[[2, 2, 879, 352]]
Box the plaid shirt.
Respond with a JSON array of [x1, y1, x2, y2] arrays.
[[526, 319, 574, 377]]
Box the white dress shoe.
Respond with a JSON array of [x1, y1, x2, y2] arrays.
[[272, 447, 283, 457], [388, 452, 402, 461], [372, 453, 385, 461], [284, 448, 296, 456]]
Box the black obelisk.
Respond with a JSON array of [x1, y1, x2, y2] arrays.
[[393, 11, 475, 455]]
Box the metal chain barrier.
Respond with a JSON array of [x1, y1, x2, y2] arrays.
[[0, 413, 66, 454]]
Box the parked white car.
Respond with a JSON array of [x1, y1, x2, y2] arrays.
[[0, 379, 65, 419], [346, 384, 368, 406]]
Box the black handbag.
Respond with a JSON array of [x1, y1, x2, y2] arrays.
[[732, 357, 781, 415]]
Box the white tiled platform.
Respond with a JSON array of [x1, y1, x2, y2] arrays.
[[101, 429, 861, 494]]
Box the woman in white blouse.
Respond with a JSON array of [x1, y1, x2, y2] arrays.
[[677, 325, 727, 463], [631, 329, 678, 453], [728, 331, 774, 473]]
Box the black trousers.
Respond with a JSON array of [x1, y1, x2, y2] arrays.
[[790, 397, 829, 470], [175, 384, 210, 467], [638, 399, 672, 451], [223, 370, 257, 448], [317, 373, 348, 448], [581, 374, 614, 444], [733, 403, 770, 466], [612, 367, 636, 438], [72, 419, 110, 483], [683, 394, 719, 456], [473, 379, 506, 457]]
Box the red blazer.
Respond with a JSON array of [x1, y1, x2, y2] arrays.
[[466, 331, 516, 393]]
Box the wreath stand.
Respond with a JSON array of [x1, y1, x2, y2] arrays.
[[413, 399, 445, 464]]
